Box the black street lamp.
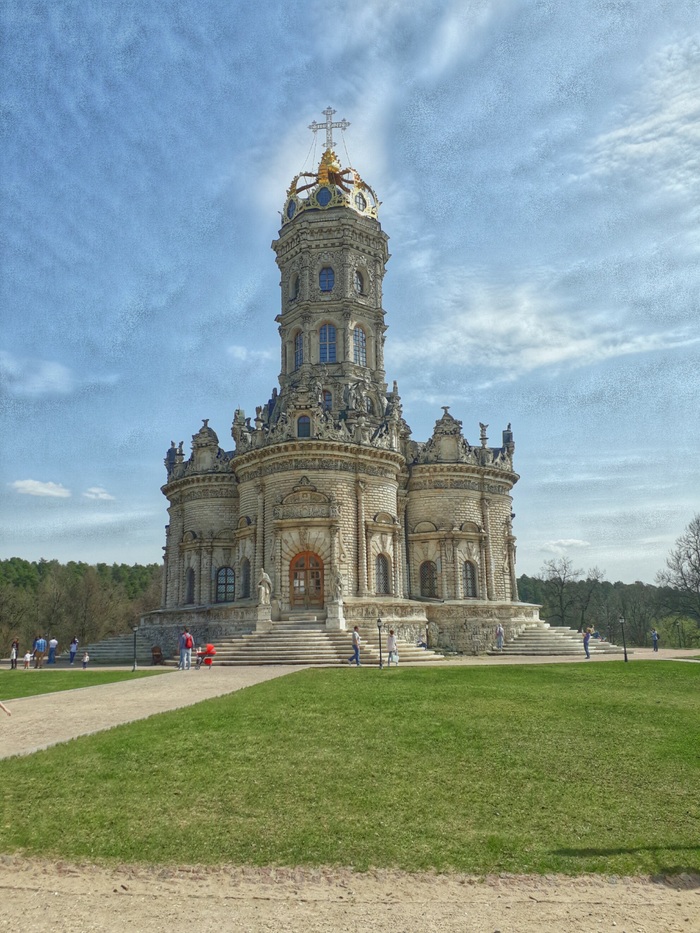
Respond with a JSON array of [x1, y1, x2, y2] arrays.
[[377, 617, 383, 669], [132, 625, 139, 672], [618, 615, 628, 663]]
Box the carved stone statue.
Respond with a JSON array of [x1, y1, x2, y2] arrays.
[[333, 571, 344, 602], [257, 568, 272, 606]]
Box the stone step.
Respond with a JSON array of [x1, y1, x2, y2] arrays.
[[76, 632, 156, 665], [487, 623, 629, 657], [191, 629, 442, 667]]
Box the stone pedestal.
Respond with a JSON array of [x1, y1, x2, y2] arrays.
[[255, 605, 273, 633], [325, 599, 346, 631]]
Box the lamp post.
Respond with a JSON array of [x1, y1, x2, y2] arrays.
[[618, 616, 628, 663], [377, 617, 383, 669], [132, 625, 139, 672]]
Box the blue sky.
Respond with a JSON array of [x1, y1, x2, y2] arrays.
[[1, 0, 698, 583]]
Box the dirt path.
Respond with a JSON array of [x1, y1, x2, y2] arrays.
[[0, 857, 697, 932]]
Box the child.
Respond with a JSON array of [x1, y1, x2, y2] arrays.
[[23, 652, 32, 670], [82, 651, 90, 669]]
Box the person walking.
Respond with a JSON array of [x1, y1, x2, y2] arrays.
[[23, 651, 32, 670], [34, 635, 47, 669], [583, 627, 592, 660], [651, 629, 659, 652], [69, 637, 79, 665], [82, 651, 90, 670], [9, 639, 19, 670], [348, 626, 361, 666], [48, 636, 59, 664], [495, 623, 505, 652], [386, 629, 398, 667]]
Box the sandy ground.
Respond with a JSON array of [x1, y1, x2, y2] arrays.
[[0, 857, 697, 933], [1, 651, 699, 932]]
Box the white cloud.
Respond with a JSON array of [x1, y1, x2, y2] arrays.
[[82, 487, 116, 501], [226, 345, 276, 363], [10, 480, 71, 498], [0, 351, 75, 397], [389, 279, 699, 382], [578, 36, 700, 205], [540, 538, 591, 555]]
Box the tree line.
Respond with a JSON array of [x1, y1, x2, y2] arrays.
[[0, 558, 162, 655], [518, 515, 700, 648]]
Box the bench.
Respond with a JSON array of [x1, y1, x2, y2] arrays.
[[151, 646, 165, 665]]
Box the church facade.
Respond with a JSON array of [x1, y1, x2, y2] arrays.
[[142, 112, 539, 652]]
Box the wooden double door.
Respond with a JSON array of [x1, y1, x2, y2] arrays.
[[290, 551, 324, 608]]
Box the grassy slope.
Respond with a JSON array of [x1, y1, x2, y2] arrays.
[[0, 669, 168, 700], [0, 662, 697, 875]]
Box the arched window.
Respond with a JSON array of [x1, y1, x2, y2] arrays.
[[294, 332, 303, 370], [353, 326, 367, 365], [184, 567, 195, 605], [319, 324, 336, 363], [419, 560, 438, 598], [297, 415, 311, 438], [319, 267, 335, 292], [240, 559, 251, 599], [354, 270, 364, 295], [375, 554, 390, 595], [216, 567, 235, 603], [323, 390, 332, 411], [463, 561, 478, 599]]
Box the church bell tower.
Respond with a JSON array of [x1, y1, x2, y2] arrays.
[[266, 111, 396, 443]]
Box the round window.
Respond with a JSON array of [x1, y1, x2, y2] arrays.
[[354, 191, 367, 211], [286, 199, 296, 219], [316, 187, 332, 207]]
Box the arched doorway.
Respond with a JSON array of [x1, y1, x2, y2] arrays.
[[290, 551, 324, 608]]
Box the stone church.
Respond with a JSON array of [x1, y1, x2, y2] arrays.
[[143, 111, 539, 653]]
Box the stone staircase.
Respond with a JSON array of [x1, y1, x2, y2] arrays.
[[488, 621, 629, 657], [193, 621, 443, 667], [75, 632, 156, 665]]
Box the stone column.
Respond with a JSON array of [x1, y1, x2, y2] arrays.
[[202, 542, 213, 606], [356, 480, 367, 596], [195, 546, 203, 605], [508, 539, 519, 601], [255, 482, 265, 587], [438, 539, 447, 599], [376, 324, 387, 374], [399, 495, 410, 598], [343, 311, 352, 363], [392, 527, 401, 597], [481, 497, 495, 600], [365, 527, 372, 596]]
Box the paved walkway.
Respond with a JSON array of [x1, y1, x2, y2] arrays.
[[1, 648, 697, 760], [0, 666, 304, 760]]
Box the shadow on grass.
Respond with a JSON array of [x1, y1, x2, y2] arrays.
[[551, 845, 700, 885]]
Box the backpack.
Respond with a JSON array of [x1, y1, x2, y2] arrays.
[[185, 634, 193, 649]]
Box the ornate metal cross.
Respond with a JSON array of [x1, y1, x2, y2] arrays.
[[308, 106, 350, 150]]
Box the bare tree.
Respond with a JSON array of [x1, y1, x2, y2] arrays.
[[540, 558, 583, 628], [656, 514, 700, 625]]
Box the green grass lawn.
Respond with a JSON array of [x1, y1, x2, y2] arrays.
[[0, 661, 697, 875], [0, 668, 170, 700]]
